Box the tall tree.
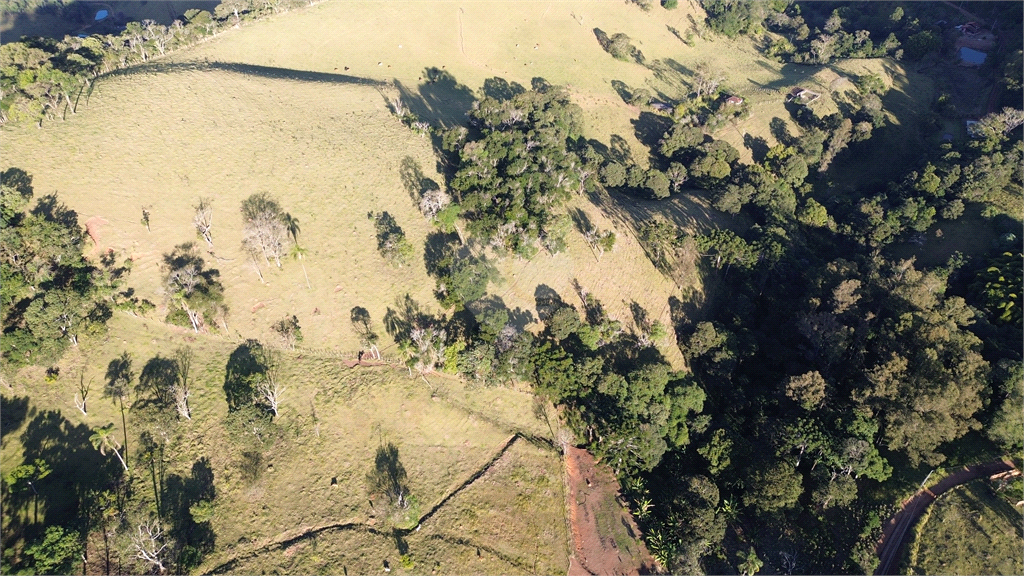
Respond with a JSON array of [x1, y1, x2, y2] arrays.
[[161, 243, 226, 333], [240, 192, 288, 269], [90, 424, 128, 471], [104, 351, 134, 470]]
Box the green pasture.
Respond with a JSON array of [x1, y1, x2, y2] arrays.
[[906, 479, 1024, 576]]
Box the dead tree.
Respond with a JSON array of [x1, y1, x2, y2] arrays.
[[172, 383, 191, 421], [242, 212, 286, 268], [172, 347, 192, 421], [131, 519, 167, 574], [74, 374, 90, 415], [258, 370, 285, 417], [243, 243, 266, 284], [419, 188, 451, 220], [193, 197, 213, 246], [241, 193, 288, 269], [693, 61, 724, 100]]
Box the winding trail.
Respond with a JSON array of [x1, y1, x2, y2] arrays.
[[874, 458, 1016, 575]]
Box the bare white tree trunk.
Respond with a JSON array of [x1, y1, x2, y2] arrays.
[[258, 374, 285, 417], [132, 519, 167, 574], [173, 384, 191, 420], [193, 198, 213, 246], [74, 375, 89, 415], [173, 347, 192, 420], [180, 300, 202, 333]]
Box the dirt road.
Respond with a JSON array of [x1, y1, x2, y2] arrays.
[[874, 458, 1016, 575], [564, 446, 656, 576]]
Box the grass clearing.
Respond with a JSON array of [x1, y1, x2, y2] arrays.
[[0, 312, 564, 573], [0, 0, 931, 369], [906, 479, 1024, 576]]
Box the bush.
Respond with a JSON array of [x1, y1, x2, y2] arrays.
[[166, 307, 192, 328], [238, 450, 263, 483], [663, 0, 678, 9], [601, 162, 627, 188]]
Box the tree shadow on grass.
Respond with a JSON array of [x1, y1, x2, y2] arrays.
[[769, 117, 797, 147], [367, 442, 409, 507], [8, 408, 123, 551], [480, 77, 526, 101], [1, 395, 31, 441], [223, 340, 268, 412], [103, 60, 388, 88], [162, 458, 216, 573], [533, 285, 566, 323], [569, 207, 594, 236], [743, 133, 771, 164], [394, 67, 476, 129], [30, 193, 79, 230], [632, 112, 674, 154], [467, 294, 535, 332], [383, 294, 430, 344], [423, 230, 462, 277], [609, 134, 634, 164], [137, 355, 177, 410], [399, 156, 440, 202]]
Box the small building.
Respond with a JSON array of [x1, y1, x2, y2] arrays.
[[725, 95, 744, 106], [959, 47, 987, 66], [786, 87, 820, 103], [956, 22, 982, 36]]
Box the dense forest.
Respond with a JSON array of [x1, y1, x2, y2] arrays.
[[1, 0, 1022, 574]]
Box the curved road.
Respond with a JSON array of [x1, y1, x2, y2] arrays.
[[874, 459, 1016, 575]]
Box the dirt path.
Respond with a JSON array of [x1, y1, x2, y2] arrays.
[[874, 458, 1015, 575], [565, 446, 655, 576]]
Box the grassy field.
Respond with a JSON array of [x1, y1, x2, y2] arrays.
[[0, 0, 932, 370], [210, 439, 568, 575], [1, 312, 565, 574], [906, 479, 1024, 575]]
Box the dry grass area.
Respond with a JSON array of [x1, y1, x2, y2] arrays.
[[0, 313, 564, 574], [0, 0, 930, 369]]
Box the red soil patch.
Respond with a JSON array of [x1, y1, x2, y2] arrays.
[[565, 446, 656, 576], [84, 216, 107, 249]]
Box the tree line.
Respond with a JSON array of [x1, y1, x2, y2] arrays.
[[0, 0, 324, 126], [390, 58, 1022, 572]]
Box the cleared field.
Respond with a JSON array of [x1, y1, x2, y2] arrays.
[[211, 439, 568, 575], [0, 312, 564, 574], [907, 479, 1023, 576], [1, 1, 929, 371]]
